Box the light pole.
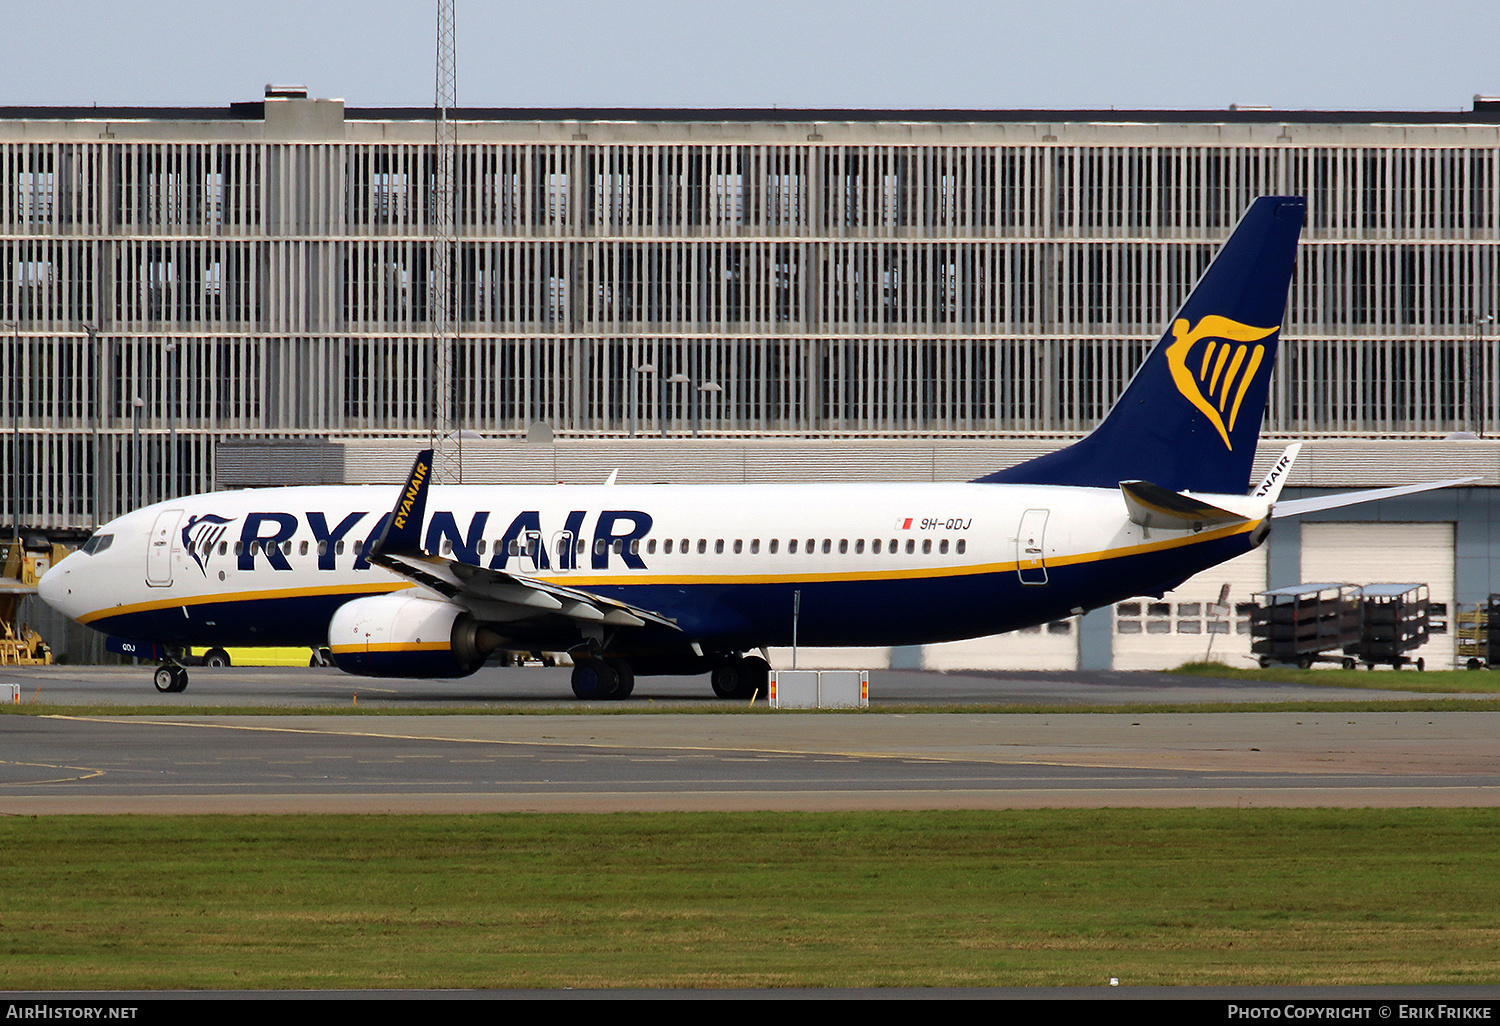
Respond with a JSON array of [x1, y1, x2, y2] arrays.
[[695, 381, 722, 438], [85, 326, 101, 526], [7, 321, 17, 550], [630, 363, 655, 438], [1475, 315, 1495, 437], [665, 373, 689, 436], [131, 396, 145, 509], [164, 342, 177, 500]]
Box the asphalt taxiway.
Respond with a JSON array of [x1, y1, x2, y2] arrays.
[[1, 665, 1495, 813]]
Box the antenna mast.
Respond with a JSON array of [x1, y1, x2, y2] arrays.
[[432, 0, 460, 482]]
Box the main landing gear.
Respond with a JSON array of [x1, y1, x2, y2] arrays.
[[569, 656, 636, 700], [153, 663, 189, 693], [711, 655, 770, 700]]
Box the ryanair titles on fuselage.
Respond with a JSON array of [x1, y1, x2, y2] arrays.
[[184, 508, 655, 576]]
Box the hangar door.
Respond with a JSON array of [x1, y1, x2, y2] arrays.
[[1300, 522, 1455, 669]]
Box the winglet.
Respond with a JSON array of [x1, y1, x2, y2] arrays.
[[371, 449, 434, 556], [1251, 443, 1302, 502]]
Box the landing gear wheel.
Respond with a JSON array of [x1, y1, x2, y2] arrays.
[[154, 666, 188, 693], [1342, 658, 1356, 670], [570, 658, 618, 700], [740, 656, 770, 698], [204, 648, 231, 668], [711, 663, 744, 698], [1416, 658, 1425, 672], [711, 656, 769, 700], [605, 658, 635, 700], [1468, 658, 1483, 671]]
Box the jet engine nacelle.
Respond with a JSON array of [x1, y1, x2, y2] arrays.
[[328, 593, 493, 678]]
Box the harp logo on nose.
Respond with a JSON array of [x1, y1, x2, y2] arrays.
[[1165, 315, 1279, 450]]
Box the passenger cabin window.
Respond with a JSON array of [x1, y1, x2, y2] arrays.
[[733, 539, 742, 554], [750, 539, 759, 554], [957, 539, 967, 554], [665, 539, 674, 554], [715, 539, 724, 554], [873, 538, 882, 554], [697, 539, 707, 554], [769, 539, 778, 554], [789, 539, 798, 554]]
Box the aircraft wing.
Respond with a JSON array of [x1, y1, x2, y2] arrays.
[[367, 449, 679, 633], [369, 550, 679, 630], [1271, 478, 1480, 519]]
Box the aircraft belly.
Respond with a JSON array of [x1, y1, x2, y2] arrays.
[[592, 530, 1258, 649]]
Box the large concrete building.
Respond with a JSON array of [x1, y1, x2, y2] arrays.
[[7, 91, 1500, 668]]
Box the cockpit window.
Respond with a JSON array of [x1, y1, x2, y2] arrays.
[[80, 532, 114, 556]]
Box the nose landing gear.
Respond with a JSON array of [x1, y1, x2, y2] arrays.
[[153, 663, 189, 693]]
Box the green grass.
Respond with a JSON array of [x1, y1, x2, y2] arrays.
[[2, 810, 1498, 989], [1171, 661, 1500, 693]]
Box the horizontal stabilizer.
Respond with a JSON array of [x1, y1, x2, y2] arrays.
[[1272, 478, 1480, 519], [1120, 480, 1251, 530]]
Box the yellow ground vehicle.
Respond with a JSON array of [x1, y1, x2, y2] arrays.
[[185, 646, 333, 668]]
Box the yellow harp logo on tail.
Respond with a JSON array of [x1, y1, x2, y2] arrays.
[[1165, 315, 1279, 450]]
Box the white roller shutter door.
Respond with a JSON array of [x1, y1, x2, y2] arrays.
[[1300, 522, 1455, 669]]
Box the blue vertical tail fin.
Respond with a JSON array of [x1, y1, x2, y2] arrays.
[[978, 195, 1306, 494]]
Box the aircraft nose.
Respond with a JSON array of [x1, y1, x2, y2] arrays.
[[37, 559, 74, 617]]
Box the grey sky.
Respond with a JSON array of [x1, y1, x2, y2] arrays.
[[9, 1, 1498, 111]]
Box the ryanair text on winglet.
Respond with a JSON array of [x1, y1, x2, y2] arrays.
[[392, 460, 428, 531]]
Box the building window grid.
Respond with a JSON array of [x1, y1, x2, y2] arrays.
[[3, 135, 1500, 527]]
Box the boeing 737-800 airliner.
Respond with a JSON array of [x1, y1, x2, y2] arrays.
[[37, 196, 1469, 697]]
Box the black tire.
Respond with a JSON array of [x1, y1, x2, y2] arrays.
[[711, 657, 765, 700], [1416, 658, 1425, 672], [154, 666, 176, 693], [1468, 658, 1482, 671], [1342, 658, 1356, 671], [171, 667, 188, 692], [570, 659, 618, 700], [204, 648, 230, 668], [740, 656, 771, 698], [606, 658, 635, 700], [710, 663, 743, 698]]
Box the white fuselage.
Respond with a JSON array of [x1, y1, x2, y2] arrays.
[[40, 480, 1269, 654]]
